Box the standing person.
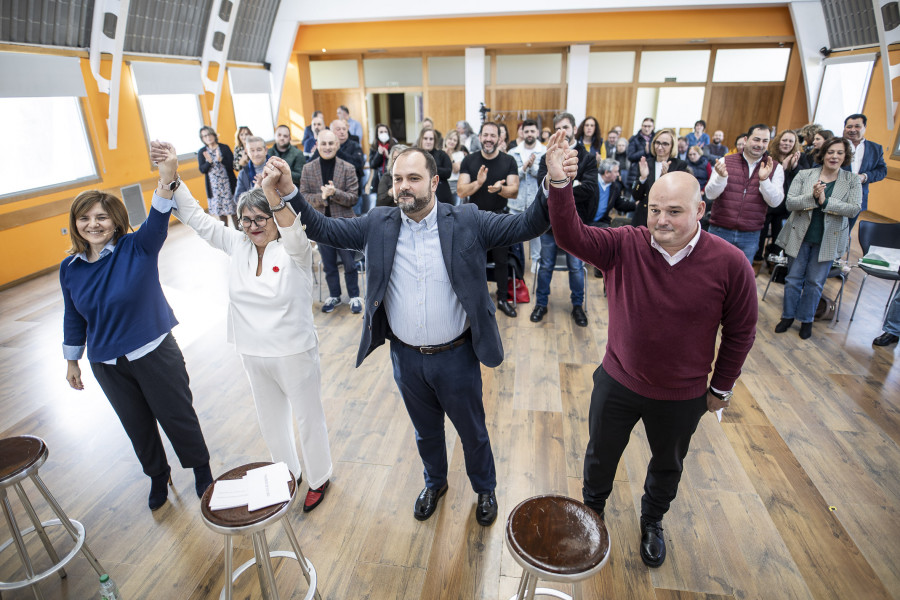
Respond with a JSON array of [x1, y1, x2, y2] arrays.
[[61, 178, 213, 512], [705, 130, 728, 159], [548, 170, 757, 568], [728, 134, 748, 156], [456, 120, 482, 153], [576, 116, 604, 160], [416, 128, 453, 204], [705, 124, 785, 263], [444, 130, 465, 205], [337, 105, 363, 142], [676, 137, 689, 161], [197, 126, 238, 228], [809, 129, 834, 162], [233, 126, 253, 172], [151, 142, 334, 511], [604, 128, 619, 158], [614, 137, 630, 189], [775, 137, 861, 339], [300, 130, 361, 314], [457, 121, 520, 317], [508, 119, 546, 270], [755, 129, 811, 261], [873, 290, 900, 347], [234, 136, 268, 200], [686, 146, 710, 190], [842, 113, 886, 230], [685, 120, 710, 148], [369, 123, 398, 209], [285, 132, 578, 527], [303, 112, 326, 156], [630, 129, 690, 228], [267, 124, 306, 188], [375, 144, 409, 207], [530, 112, 598, 328], [497, 123, 510, 153], [627, 117, 656, 167]]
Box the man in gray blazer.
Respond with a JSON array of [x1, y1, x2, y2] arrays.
[[281, 131, 576, 527]]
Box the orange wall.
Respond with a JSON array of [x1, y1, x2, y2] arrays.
[[293, 7, 795, 54]]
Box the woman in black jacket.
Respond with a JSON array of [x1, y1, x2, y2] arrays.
[[368, 123, 397, 206], [756, 129, 812, 260], [416, 128, 453, 204], [630, 129, 690, 228]]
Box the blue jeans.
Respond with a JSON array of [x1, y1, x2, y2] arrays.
[[318, 244, 359, 299], [536, 232, 584, 307], [708, 225, 760, 264], [782, 242, 832, 323], [883, 287, 900, 336]]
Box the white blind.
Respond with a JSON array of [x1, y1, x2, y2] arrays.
[[228, 67, 272, 94], [0, 52, 86, 98], [130, 61, 204, 95]]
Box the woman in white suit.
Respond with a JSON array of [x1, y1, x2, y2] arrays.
[[775, 137, 861, 340], [149, 141, 332, 512]]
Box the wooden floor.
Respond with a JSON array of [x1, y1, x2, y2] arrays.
[[1, 218, 899, 600]]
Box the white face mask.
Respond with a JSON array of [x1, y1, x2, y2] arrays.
[[378, 132, 390, 143]]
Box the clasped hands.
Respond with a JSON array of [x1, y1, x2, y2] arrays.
[[544, 129, 579, 184]]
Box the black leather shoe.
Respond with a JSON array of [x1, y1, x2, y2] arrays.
[[193, 463, 214, 499], [774, 318, 793, 333], [873, 332, 899, 347], [414, 484, 448, 521], [572, 305, 588, 327], [475, 491, 498, 526], [149, 467, 172, 511], [640, 517, 666, 567], [799, 322, 813, 340], [498, 300, 517, 318], [530, 305, 548, 322]]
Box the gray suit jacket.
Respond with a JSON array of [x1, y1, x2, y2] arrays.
[[287, 192, 550, 368]]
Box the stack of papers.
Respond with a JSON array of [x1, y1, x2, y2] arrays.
[[861, 246, 900, 273], [209, 462, 293, 512]]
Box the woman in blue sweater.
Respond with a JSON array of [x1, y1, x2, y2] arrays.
[[60, 183, 213, 511]]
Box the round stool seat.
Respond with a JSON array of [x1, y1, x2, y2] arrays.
[[507, 495, 609, 576], [200, 462, 296, 529], [0, 436, 47, 484]]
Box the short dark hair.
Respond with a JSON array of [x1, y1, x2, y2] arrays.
[[522, 119, 538, 130], [338, 105, 350, 113], [275, 124, 290, 133], [392, 146, 437, 181], [844, 113, 867, 126], [816, 136, 853, 167], [694, 120, 706, 128], [311, 110, 323, 118], [479, 121, 500, 135], [747, 123, 770, 138], [553, 112, 576, 129], [642, 117, 655, 125], [734, 133, 748, 145]]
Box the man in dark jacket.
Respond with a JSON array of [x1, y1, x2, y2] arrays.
[[267, 125, 305, 187]]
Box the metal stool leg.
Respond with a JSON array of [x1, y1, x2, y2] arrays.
[[1, 490, 44, 600], [281, 519, 321, 600], [30, 474, 104, 577], [222, 535, 233, 600], [250, 533, 272, 600], [13, 483, 65, 579], [257, 530, 281, 600]]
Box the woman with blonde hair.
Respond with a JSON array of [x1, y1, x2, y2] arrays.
[[61, 184, 213, 512], [444, 130, 465, 205], [630, 129, 690, 227], [233, 125, 253, 171], [416, 128, 453, 204]]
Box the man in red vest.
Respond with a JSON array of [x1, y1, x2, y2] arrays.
[[704, 123, 785, 263]]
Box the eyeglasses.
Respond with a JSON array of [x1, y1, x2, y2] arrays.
[[240, 216, 272, 228], [654, 141, 672, 147]]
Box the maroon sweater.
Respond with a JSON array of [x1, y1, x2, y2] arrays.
[[549, 184, 757, 400]]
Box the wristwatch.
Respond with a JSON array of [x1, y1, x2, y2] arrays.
[[708, 387, 733, 402], [159, 174, 181, 192]]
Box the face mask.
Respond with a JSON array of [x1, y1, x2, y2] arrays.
[[378, 132, 390, 143]]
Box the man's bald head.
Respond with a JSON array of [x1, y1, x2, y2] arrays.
[[317, 129, 339, 159], [647, 172, 704, 254]]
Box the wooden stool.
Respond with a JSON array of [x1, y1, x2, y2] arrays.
[[200, 462, 321, 600], [505, 495, 610, 600], [0, 435, 106, 599]]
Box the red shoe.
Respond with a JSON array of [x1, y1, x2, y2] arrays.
[[303, 480, 329, 512]]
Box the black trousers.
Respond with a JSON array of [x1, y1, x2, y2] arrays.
[[582, 365, 707, 521], [91, 333, 211, 478], [490, 246, 510, 301]]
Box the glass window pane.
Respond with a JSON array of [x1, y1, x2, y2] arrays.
[[232, 93, 275, 142], [633, 88, 659, 134], [496, 54, 561, 85], [310, 60, 359, 89], [588, 51, 635, 83], [363, 58, 422, 88], [428, 56, 465, 86], [639, 50, 710, 83], [713, 48, 791, 82], [814, 59, 875, 133], [0, 96, 96, 197], [656, 87, 706, 133], [138, 94, 204, 156]]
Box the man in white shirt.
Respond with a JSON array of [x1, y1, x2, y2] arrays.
[[508, 119, 546, 270], [842, 113, 886, 230]]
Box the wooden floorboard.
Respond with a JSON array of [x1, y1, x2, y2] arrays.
[[1, 220, 899, 599]]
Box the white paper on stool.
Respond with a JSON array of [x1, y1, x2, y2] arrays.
[[209, 462, 293, 512]]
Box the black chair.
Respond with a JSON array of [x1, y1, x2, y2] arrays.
[[531, 248, 589, 313], [849, 221, 900, 322], [762, 261, 848, 323], [487, 243, 525, 308]]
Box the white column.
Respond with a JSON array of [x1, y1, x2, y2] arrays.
[[789, 0, 829, 121], [465, 47, 486, 131], [566, 44, 590, 124]]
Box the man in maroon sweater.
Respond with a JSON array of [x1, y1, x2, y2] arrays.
[[548, 170, 757, 568]]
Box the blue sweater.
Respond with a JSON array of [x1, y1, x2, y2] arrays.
[[60, 207, 178, 363]]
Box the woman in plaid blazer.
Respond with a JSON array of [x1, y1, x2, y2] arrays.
[[775, 137, 862, 339]]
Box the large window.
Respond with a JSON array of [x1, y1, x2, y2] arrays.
[[0, 52, 96, 198], [131, 62, 205, 157], [229, 68, 275, 140], [814, 54, 876, 133]]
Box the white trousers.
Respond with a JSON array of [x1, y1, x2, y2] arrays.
[[240, 348, 333, 489]]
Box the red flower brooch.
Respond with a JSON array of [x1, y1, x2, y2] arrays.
[[272, 266, 280, 273]]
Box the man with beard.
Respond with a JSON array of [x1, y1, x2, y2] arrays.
[[457, 121, 520, 317], [284, 132, 578, 527], [705, 130, 728, 159], [508, 119, 546, 270], [267, 124, 305, 187], [302, 111, 324, 155]]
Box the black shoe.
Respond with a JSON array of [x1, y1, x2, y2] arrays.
[[874, 332, 900, 347], [799, 322, 812, 340], [414, 484, 448, 521], [774, 318, 794, 333], [149, 467, 172, 511], [640, 517, 666, 567], [498, 300, 517, 318], [572, 305, 588, 327], [530, 305, 548, 322], [193, 463, 214, 499], [475, 491, 498, 526], [593, 267, 603, 278]]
